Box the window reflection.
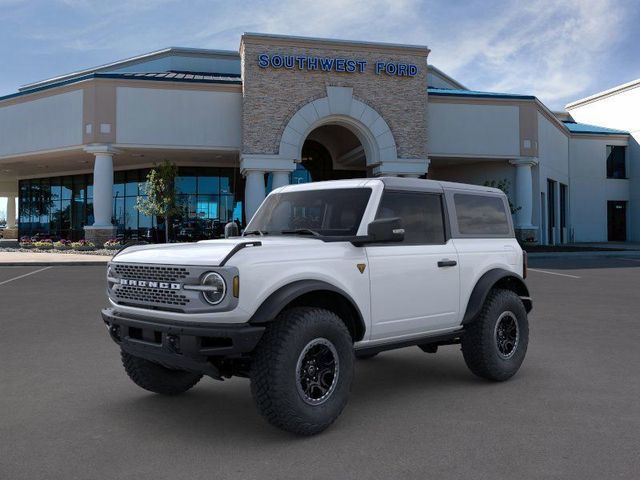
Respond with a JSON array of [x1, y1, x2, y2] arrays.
[[18, 167, 244, 242]]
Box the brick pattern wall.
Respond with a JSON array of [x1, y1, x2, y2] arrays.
[[241, 39, 428, 159]]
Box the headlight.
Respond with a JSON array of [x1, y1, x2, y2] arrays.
[[201, 272, 226, 305]]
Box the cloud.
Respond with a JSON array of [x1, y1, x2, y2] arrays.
[[1, 0, 637, 109], [426, 0, 634, 107]]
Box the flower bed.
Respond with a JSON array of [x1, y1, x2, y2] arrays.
[[103, 238, 124, 250], [33, 240, 54, 250], [70, 240, 96, 251], [54, 240, 73, 250]]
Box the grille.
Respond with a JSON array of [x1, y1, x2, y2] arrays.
[[111, 263, 194, 310], [113, 264, 189, 282], [116, 285, 189, 307]]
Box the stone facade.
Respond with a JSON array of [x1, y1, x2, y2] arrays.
[[240, 34, 429, 161]]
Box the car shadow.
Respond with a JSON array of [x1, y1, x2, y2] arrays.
[[100, 348, 490, 441]]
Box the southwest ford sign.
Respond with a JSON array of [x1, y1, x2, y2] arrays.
[[257, 53, 418, 77]]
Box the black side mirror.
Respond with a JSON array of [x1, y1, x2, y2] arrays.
[[351, 217, 404, 246]]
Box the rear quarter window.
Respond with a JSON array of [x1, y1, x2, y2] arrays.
[[453, 193, 511, 236]]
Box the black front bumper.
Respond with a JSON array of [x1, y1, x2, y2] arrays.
[[101, 308, 265, 378]]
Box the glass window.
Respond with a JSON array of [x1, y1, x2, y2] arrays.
[[376, 191, 446, 244], [61, 177, 73, 200], [198, 174, 220, 195], [176, 168, 197, 194], [606, 145, 626, 179], [113, 171, 125, 199], [125, 197, 138, 232], [125, 170, 140, 197], [454, 194, 510, 236], [246, 188, 371, 236], [73, 176, 86, 201], [86, 175, 94, 199]]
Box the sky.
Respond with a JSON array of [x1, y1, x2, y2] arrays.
[[1, 0, 640, 218]]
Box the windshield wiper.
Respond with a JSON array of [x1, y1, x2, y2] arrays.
[[243, 230, 267, 236], [280, 228, 321, 237]]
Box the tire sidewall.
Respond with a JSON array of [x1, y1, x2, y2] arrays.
[[482, 291, 529, 378], [277, 315, 354, 424]]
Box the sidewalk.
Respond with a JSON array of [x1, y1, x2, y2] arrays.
[[0, 251, 112, 266]]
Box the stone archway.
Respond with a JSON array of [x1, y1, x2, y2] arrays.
[[278, 86, 398, 167]]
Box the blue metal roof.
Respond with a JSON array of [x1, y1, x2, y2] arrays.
[[562, 121, 628, 135], [428, 87, 535, 100], [0, 71, 242, 102]]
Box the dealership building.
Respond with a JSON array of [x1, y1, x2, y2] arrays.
[[0, 33, 637, 245]]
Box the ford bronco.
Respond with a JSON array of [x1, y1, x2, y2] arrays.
[[102, 177, 532, 435]]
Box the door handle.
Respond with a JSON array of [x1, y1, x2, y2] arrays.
[[437, 259, 457, 268]]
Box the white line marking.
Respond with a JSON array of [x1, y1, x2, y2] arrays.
[[0, 266, 52, 287], [620, 258, 640, 263], [528, 268, 580, 279]]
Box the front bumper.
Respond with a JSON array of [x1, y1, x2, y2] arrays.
[[102, 308, 265, 378]]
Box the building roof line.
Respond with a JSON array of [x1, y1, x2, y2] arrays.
[[427, 66, 467, 90], [562, 120, 629, 135], [1, 72, 241, 103], [241, 32, 430, 55], [428, 87, 534, 100], [428, 88, 630, 139], [565, 78, 640, 109], [19, 47, 240, 92]]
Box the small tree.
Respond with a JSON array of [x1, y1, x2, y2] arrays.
[[484, 179, 521, 214], [136, 161, 180, 243]]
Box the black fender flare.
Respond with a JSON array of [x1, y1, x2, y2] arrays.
[[462, 269, 532, 324], [248, 280, 366, 341]]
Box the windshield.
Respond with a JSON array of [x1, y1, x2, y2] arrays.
[[245, 188, 372, 237]]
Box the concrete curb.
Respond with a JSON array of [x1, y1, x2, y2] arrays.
[[527, 250, 640, 259]]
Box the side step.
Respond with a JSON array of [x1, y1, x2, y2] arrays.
[[354, 329, 463, 357]]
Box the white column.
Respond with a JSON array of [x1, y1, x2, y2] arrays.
[[6, 195, 16, 228], [271, 171, 290, 190], [373, 158, 430, 177], [92, 152, 115, 227], [84, 145, 120, 228], [509, 158, 538, 229], [244, 170, 266, 222], [241, 154, 295, 223]]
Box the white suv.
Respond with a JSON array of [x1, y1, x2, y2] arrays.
[[102, 178, 532, 435]]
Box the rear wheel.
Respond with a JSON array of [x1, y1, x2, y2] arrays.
[[121, 351, 202, 395], [250, 307, 354, 435], [461, 289, 529, 381]]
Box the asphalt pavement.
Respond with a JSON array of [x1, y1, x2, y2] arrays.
[[1, 257, 639, 479]]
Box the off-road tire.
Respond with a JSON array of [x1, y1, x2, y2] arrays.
[[121, 351, 202, 395], [461, 288, 529, 381], [250, 307, 354, 435]]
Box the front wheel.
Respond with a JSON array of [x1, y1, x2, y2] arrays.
[[461, 289, 529, 381], [250, 307, 354, 435]]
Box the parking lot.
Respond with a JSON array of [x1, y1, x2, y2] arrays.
[[1, 256, 639, 480]]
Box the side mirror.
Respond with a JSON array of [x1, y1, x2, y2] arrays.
[[352, 217, 404, 246]]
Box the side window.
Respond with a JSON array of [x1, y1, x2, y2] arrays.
[[375, 191, 446, 244], [454, 194, 510, 236]]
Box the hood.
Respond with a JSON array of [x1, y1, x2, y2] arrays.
[[111, 236, 323, 266]]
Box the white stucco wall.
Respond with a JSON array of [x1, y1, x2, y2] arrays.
[[568, 136, 629, 242], [0, 90, 83, 157], [568, 85, 639, 241], [116, 87, 242, 149], [536, 113, 570, 244], [427, 102, 520, 157]]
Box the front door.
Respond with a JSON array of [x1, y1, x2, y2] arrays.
[[366, 190, 460, 341], [608, 201, 627, 241]]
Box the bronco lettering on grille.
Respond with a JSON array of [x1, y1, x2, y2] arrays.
[[119, 279, 181, 290]]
